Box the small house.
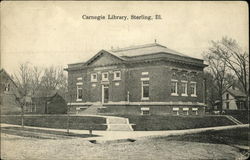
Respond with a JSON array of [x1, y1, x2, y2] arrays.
[[0, 69, 21, 114], [222, 88, 247, 110], [25, 90, 67, 114]]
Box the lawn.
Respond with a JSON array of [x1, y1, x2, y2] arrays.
[[1, 115, 107, 130], [1, 126, 98, 139], [111, 114, 236, 131], [1, 114, 237, 131], [156, 127, 249, 146]]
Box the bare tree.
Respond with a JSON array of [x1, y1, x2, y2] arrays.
[[213, 37, 249, 105], [40, 66, 67, 96], [30, 66, 42, 95], [13, 62, 34, 128], [14, 62, 33, 96], [203, 42, 234, 112]]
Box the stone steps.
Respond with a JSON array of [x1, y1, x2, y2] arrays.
[[106, 117, 134, 131], [77, 104, 134, 131], [108, 117, 128, 124], [107, 124, 134, 131]]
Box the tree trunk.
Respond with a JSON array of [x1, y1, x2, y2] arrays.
[[21, 105, 24, 128]]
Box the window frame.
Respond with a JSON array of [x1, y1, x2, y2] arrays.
[[183, 107, 189, 115], [76, 85, 83, 101], [102, 72, 109, 81], [171, 79, 178, 96], [181, 80, 188, 96], [91, 73, 97, 82], [192, 108, 198, 115], [114, 71, 121, 80], [141, 107, 150, 115], [141, 79, 149, 100], [173, 107, 179, 115], [5, 83, 10, 92], [190, 81, 197, 97]]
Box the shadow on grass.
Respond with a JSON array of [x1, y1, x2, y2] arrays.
[[154, 127, 249, 146], [1, 127, 100, 139]]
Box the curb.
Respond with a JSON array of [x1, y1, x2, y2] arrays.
[[88, 138, 137, 144]]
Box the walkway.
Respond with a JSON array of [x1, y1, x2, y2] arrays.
[[74, 114, 134, 131], [1, 123, 248, 142]]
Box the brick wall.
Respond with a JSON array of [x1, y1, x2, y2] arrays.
[[68, 61, 205, 104], [125, 61, 204, 103]]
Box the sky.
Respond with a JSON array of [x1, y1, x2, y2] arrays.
[[1, 1, 248, 75]]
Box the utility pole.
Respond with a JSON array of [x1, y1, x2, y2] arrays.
[[21, 103, 24, 128], [67, 100, 70, 135]]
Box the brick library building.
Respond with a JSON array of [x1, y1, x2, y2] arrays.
[[66, 43, 207, 115]]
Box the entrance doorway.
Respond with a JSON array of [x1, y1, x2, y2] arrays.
[[102, 85, 109, 104]]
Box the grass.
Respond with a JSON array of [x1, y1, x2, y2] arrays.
[[1, 115, 107, 130], [108, 114, 236, 131], [224, 110, 249, 124], [1, 114, 238, 131], [156, 127, 249, 146], [1, 126, 99, 139]]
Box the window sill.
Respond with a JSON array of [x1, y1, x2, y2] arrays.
[[113, 79, 121, 81], [91, 80, 97, 83], [76, 99, 82, 102], [181, 94, 188, 97], [171, 93, 178, 96], [191, 94, 197, 97], [102, 79, 109, 82], [141, 97, 149, 100]]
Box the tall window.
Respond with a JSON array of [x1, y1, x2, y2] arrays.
[[171, 80, 178, 96], [190, 82, 197, 97], [226, 93, 229, 100], [77, 85, 83, 101], [102, 72, 109, 81], [142, 80, 149, 100], [114, 71, 121, 80], [181, 81, 188, 96]]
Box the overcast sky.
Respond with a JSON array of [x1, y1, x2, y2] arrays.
[[1, 1, 248, 74]]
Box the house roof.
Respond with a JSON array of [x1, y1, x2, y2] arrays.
[[67, 43, 206, 70], [0, 68, 18, 88], [109, 43, 190, 58], [85, 50, 125, 66], [227, 89, 246, 97]]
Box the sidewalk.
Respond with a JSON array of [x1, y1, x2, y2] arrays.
[[1, 123, 248, 142]]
